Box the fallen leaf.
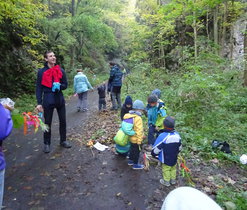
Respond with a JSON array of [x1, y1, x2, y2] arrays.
[[116, 192, 121, 197], [23, 186, 32, 190], [211, 158, 219, 164]]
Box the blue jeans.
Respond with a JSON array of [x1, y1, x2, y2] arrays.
[[99, 98, 106, 110], [0, 169, 5, 208]]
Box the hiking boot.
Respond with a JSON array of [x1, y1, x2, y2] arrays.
[[128, 160, 134, 166], [43, 144, 50, 153], [160, 179, 170, 187], [132, 164, 144, 170], [170, 179, 176, 185], [60, 141, 72, 148], [82, 108, 89, 112]]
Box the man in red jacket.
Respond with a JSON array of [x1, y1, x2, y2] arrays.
[[36, 51, 71, 153]]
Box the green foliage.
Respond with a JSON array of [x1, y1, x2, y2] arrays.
[[11, 110, 24, 129], [15, 94, 37, 113], [216, 187, 247, 210], [123, 54, 247, 161], [0, 0, 48, 97], [123, 52, 247, 208]]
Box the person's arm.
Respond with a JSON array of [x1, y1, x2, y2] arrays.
[[151, 134, 166, 156], [0, 104, 13, 141], [135, 116, 144, 145], [120, 107, 125, 120], [85, 76, 93, 89], [60, 69, 68, 90], [107, 80, 112, 92], [109, 68, 115, 83]]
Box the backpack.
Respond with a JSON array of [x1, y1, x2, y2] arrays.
[[114, 117, 135, 146]]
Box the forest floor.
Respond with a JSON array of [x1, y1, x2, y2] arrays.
[[3, 88, 247, 210]]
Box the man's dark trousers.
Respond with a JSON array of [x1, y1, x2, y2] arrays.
[[43, 103, 66, 145]]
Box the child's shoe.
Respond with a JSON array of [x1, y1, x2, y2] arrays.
[[170, 179, 176, 185], [132, 164, 144, 170], [160, 179, 170, 187], [128, 160, 134, 166]]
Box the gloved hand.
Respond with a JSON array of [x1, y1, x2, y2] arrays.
[[52, 82, 61, 92]]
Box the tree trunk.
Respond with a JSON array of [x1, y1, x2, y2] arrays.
[[229, 25, 234, 59], [71, 0, 75, 16], [221, 1, 228, 57], [70, 47, 75, 70], [193, 9, 198, 58], [160, 43, 166, 68], [243, 25, 247, 86], [213, 5, 219, 54], [206, 9, 209, 41]]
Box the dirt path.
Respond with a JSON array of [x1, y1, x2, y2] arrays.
[[3, 90, 168, 210]]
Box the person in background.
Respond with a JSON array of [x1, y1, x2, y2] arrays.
[[152, 116, 182, 186], [36, 51, 71, 153], [124, 100, 146, 170], [74, 69, 93, 112], [97, 84, 106, 111], [108, 62, 123, 110], [120, 95, 133, 120], [152, 89, 163, 103], [0, 103, 13, 208]]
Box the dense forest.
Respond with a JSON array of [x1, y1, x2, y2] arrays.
[[0, 0, 246, 98]]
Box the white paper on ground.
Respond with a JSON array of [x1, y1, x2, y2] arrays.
[[93, 142, 109, 151]]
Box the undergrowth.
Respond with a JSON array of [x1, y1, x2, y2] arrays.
[[122, 53, 247, 208]]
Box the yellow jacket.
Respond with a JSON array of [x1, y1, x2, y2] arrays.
[[123, 112, 144, 145]]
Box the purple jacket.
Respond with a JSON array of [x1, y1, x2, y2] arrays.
[[0, 104, 13, 170]]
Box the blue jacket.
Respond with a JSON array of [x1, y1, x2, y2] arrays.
[[109, 65, 123, 87], [36, 63, 67, 108], [0, 104, 13, 170], [147, 101, 166, 126], [152, 129, 181, 166], [74, 72, 92, 94]]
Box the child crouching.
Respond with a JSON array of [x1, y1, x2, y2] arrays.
[[152, 116, 182, 186]]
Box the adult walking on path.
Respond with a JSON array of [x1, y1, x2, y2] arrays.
[[108, 62, 123, 110], [73, 69, 93, 112], [36, 51, 71, 153]]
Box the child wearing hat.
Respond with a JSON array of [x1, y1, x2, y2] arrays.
[[146, 94, 167, 150], [123, 100, 146, 170], [152, 116, 182, 186], [120, 96, 133, 120]]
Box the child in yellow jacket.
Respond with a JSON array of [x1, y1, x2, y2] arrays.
[[123, 100, 145, 169]]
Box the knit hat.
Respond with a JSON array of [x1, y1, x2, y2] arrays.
[[163, 116, 175, 129], [133, 100, 145, 110], [152, 89, 161, 99], [124, 96, 133, 106], [148, 94, 158, 103]]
